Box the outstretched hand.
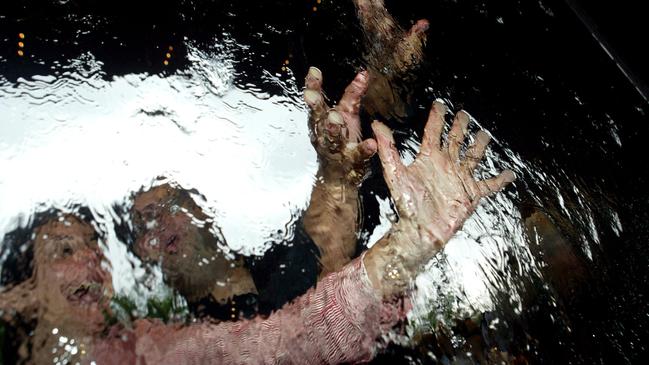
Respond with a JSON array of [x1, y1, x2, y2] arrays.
[[365, 101, 515, 296], [304, 67, 377, 184], [302, 67, 378, 275], [373, 101, 515, 244], [352, 0, 429, 119]]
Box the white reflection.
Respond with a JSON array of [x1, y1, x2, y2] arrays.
[[0, 39, 317, 297]]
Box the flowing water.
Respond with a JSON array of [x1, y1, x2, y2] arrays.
[[1, 0, 647, 364]]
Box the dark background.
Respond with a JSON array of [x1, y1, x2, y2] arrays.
[[1, 0, 648, 363]]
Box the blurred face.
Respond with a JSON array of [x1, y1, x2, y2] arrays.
[[33, 216, 112, 330], [132, 184, 231, 301]]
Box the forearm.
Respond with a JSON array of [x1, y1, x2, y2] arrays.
[[303, 165, 361, 276], [135, 257, 404, 365]]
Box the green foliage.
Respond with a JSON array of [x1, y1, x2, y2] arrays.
[[109, 293, 188, 325], [146, 296, 187, 323], [109, 294, 140, 325]]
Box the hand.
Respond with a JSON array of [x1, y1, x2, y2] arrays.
[[374, 101, 515, 244], [304, 67, 377, 184], [352, 0, 429, 119], [302, 67, 377, 275], [365, 101, 515, 297]]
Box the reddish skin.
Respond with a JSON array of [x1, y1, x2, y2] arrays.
[[0, 108, 514, 364], [1, 71, 515, 364], [1, 216, 404, 364]]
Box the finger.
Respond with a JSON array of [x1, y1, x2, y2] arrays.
[[371, 121, 406, 192], [420, 100, 447, 156], [354, 0, 399, 46], [463, 130, 491, 172], [410, 19, 430, 36], [317, 110, 347, 154], [305, 66, 323, 92], [476, 170, 516, 197], [338, 71, 369, 142], [394, 19, 429, 70], [348, 138, 378, 165], [304, 67, 327, 132], [446, 110, 470, 162], [338, 70, 369, 115]]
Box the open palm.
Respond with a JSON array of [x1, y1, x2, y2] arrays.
[[372, 101, 515, 247]]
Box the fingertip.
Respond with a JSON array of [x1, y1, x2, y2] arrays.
[[327, 110, 344, 125], [307, 66, 322, 81], [371, 120, 388, 135], [413, 19, 430, 34], [455, 110, 470, 132], [305, 66, 323, 89], [351, 70, 369, 94], [371, 121, 392, 145], [304, 89, 322, 107], [502, 170, 516, 183], [306, 66, 322, 83], [361, 138, 378, 156], [456, 110, 470, 123], [358, 69, 369, 82], [476, 130, 491, 144], [432, 100, 448, 115]]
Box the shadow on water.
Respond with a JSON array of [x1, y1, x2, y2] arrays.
[[1, 0, 648, 363]]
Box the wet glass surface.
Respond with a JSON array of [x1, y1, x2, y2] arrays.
[[1, 0, 648, 364]]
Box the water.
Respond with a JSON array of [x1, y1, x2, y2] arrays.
[[1, 0, 648, 363]]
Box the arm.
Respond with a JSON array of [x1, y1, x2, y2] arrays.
[[132, 102, 514, 364], [134, 256, 403, 365], [364, 102, 515, 297], [302, 67, 377, 276], [352, 0, 429, 120]]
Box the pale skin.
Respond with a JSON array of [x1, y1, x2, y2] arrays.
[[364, 100, 515, 297]]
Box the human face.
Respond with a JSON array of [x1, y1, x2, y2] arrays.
[[33, 216, 112, 330], [132, 184, 231, 301]]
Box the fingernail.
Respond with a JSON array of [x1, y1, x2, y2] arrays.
[[476, 130, 491, 144], [327, 110, 344, 125], [307, 66, 322, 81], [358, 70, 369, 82], [457, 111, 470, 133], [503, 170, 516, 183], [432, 100, 447, 115], [304, 89, 321, 105]]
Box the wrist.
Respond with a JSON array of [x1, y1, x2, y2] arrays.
[[363, 219, 444, 298], [304, 167, 361, 275], [317, 153, 366, 188]]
